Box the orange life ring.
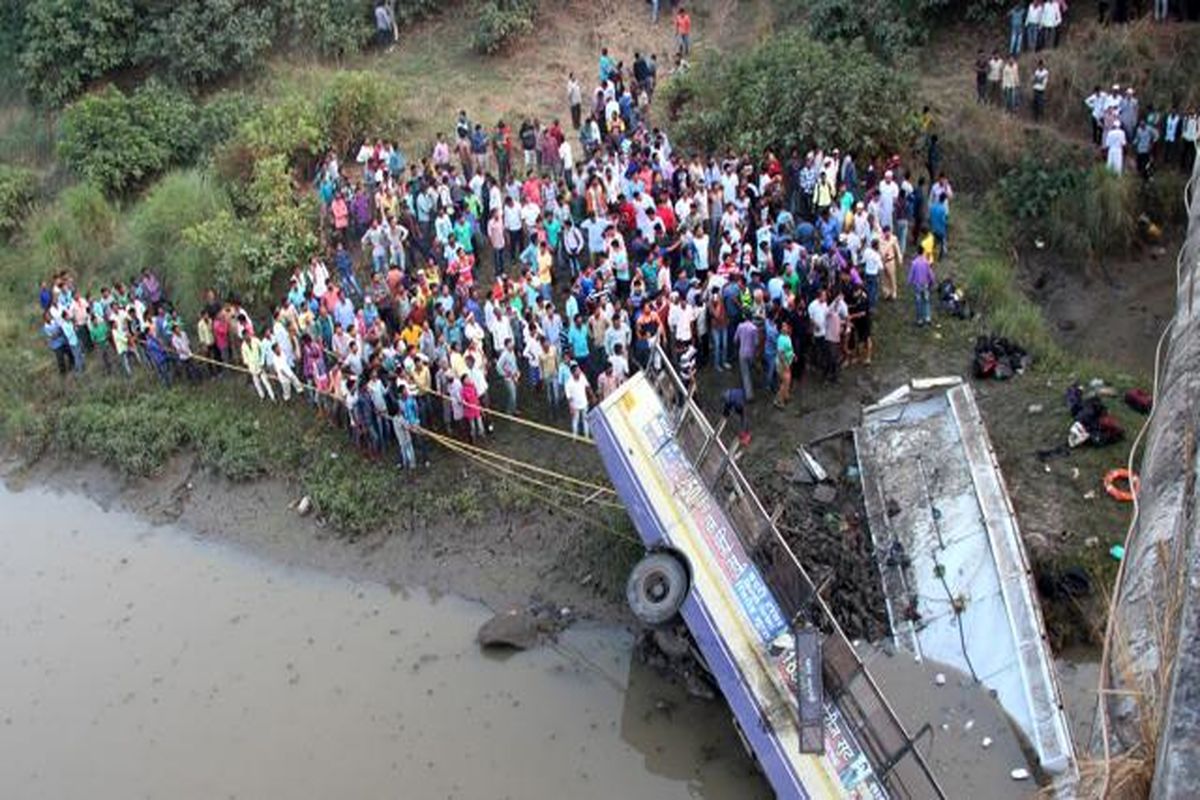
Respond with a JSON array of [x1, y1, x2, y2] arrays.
[[1104, 469, 1140, 503]]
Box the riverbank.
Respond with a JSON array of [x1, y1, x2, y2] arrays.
[[0, 478, 771, 799], [5, 453, 632, 624]]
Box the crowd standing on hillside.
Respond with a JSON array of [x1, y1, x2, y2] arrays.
[[975, 2, 1199, 178], [41, 22, 962, 467]]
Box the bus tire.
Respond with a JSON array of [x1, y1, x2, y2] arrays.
[[627, 551, 689, 626]]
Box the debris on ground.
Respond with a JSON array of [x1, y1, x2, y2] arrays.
[[972, 335, 1031, 381], [634, 625, 718, 701], [295, 496, 312, 516], [764, 434, 889, 642], [938, 279, 973, 319], [1065, 383, 1124, 446], [1124, 387, 1153, 414]]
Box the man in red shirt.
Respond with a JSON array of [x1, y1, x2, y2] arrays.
[[674, 8, 692, 56], [655, 195, 677, 234]]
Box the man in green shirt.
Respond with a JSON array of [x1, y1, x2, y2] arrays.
[[88, 312, 112, 375]]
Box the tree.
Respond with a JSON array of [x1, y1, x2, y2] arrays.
[[57, 82, 198, 194], [661, 33, 917, 157], [20, 0, 136, 107], [135, 0, 276, 87]]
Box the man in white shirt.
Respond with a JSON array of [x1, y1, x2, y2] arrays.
[[862, 239, 883, 308], [564, 362, 592, 438], [808, 290, 828, 341], [668, 293, 694, 348], [559, 138, 574, 174]]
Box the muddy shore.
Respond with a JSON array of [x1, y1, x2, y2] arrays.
[[5, 453, 632, 625]]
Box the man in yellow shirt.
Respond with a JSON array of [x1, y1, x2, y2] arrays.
[[536, 240, 554, 301]]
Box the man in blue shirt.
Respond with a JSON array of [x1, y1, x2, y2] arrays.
[[568, 314, 590, 375], [929, 196, 949, 260]]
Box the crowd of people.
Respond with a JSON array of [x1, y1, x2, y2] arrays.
[[974, 3, 1199, 178], [41, 28, 960, 469], [1086, 84, 1199, 177]]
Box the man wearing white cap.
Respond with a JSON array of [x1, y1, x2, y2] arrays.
[[877, 170, 899, 231]]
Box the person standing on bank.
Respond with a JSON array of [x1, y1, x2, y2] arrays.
[[1031, 60, 1050, 121], [566, 72, 582, 130]]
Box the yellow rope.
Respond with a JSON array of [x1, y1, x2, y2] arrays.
[[173, 348, 621, 506], [423, 428, 625, 512], [318, 342, 595, 446], [415, 424, 616, 496]]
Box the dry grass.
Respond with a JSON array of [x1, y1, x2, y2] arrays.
[[1073, 531, 1192, 798], [267, 0, 771, 151]]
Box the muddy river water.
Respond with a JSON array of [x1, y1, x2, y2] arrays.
[[0, 482, 769, 799], [1, 479, 1100, 799]]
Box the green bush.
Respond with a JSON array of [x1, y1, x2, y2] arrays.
[[19, 0, 135, 107], [997, 159, 1138, 262], [183, 157, 318, 308], [998, 157, 1083, 222], [195, 91, 260, 158], [662, 33, 916, 155], [0, 165, 38, 239], [319, 71, 395, 156], [235, 92, 327, 162], [804, 0, 920, 64], [55, 392, 187, 475], [136, 0, 275, 88], [118, 170, 233, 316], [473, 0, 536, 55], [57, 81, 199, 194], [280, 0, 375, 58], [28, 184, 119, 284]]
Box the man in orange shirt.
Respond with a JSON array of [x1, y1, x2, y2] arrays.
[[674, 8, 692, 56]]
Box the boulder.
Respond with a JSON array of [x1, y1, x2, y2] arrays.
[[476, 609, 540, 650]]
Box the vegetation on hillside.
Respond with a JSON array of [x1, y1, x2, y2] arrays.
[[663, 34, 916, 155], [7, 0, 438, 107]]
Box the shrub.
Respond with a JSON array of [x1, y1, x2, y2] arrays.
[[280, 0, 376, 58], [19, 0, 135, 107], [473, 0, 536, 55], [804, 0, 920, 64], [998, 157, 1083, 222], [195, 91, 260, 158], [183, 157, 318, 308], [319, 71, 395, 157], [180, 211, 258, 304], [118, 170, 233, 316], [662, 33, 916, 156], [135, 0, 276, 88], [0, 165, 38, 239], [28, 184, 119, 284], [57, 81, 199, 194], [997, 159, 1137, 262], [235, 92, 327, 163], [55, 392, 187, 475]]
